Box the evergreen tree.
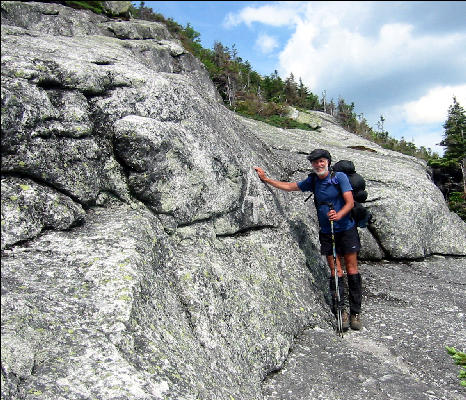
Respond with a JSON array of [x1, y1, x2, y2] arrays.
[[305, 92, 321, 110], [327, 99, 336, 116], [297, 78, 307, 104], [211, 41, 239, 106], [284, 73, 298, 104], [441, 97, 466, 193], [427, 97, 466, 220], [336, 98, 357, 131], [268, 70, 285, 103], [377, 115, 385, 133], [184, 22, 201, 43]]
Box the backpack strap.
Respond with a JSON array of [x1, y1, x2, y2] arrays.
[[304, 169, 372, 227], [304, 172, 316, 203]]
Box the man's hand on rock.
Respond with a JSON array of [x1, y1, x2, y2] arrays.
[[254, 167, 267, 182]]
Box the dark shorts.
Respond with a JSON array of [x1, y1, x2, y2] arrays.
[[319, 226, 361, 256]]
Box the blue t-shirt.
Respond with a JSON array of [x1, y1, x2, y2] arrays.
[[298, 171, 355, 234]]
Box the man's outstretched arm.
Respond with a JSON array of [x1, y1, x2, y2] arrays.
[[254, 167, 300, 192]]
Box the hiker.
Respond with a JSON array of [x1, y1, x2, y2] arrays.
[[254, 149, 363, 331]]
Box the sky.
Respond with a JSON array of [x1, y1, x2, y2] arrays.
[[139, 1, 466, 155]]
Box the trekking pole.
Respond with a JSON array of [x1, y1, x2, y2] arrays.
[[329, 203, 344, 337]]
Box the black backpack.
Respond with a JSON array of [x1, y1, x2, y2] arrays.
[[304, 160, 373, 228]]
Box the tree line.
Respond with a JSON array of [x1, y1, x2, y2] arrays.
[[130, 2, 465, 219], [130, 3, 439, 159], [429, 97, 466, 219]]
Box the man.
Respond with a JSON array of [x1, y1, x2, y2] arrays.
[[254, 149, 363, 330]]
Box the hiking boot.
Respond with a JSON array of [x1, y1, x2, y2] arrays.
[[350, 313, 362, 330]]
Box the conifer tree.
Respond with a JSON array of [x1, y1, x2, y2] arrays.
[[284, 73, 298, 104], [441, 97, 466, 194]]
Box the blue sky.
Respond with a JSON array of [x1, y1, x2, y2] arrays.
[[138, 1, 466, 155]]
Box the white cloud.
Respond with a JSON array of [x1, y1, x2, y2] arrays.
[[410, 130, 444, 154], [255, 33, 279, 54], [280, 16, 465, 94], [223, 2, 304, 28], [225, 3, 463, 101], [224, 2, 466, 94], [224, 1, 466, 152], [399, 85, 466, 124]]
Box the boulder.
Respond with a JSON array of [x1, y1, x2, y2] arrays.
[[287, 106, 322, 129], [1, 1, 108, 36], [1, 202, 326, 400], [101, 1, 132, 17], [1, 176, 85, 250]]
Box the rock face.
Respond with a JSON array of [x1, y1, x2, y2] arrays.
[[1, 176, 85, 249], [101, 1, 132, 17], [1, 2, 465, 400], [244, 112, 466, 259], [263, 257, 466, 400], [287, 106, 322, 129]]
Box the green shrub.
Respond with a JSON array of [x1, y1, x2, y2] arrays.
[[448, 192, 466, 221], [236, 110, 316, 131], [64, 1, 106, 15], [446, 346, 466, 387]]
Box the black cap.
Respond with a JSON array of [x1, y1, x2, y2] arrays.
[[307, 149, 331, 164]]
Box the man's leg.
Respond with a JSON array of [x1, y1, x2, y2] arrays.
[[344, 252, 363, 330], [327, 255, 348, 329], [326, 255, 343, 277]]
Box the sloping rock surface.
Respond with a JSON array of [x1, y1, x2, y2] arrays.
[[2, 204, 324, 399], [243, 116, 466, 259], [1, 2, 465, 400], [263, 257, 466, 400]]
